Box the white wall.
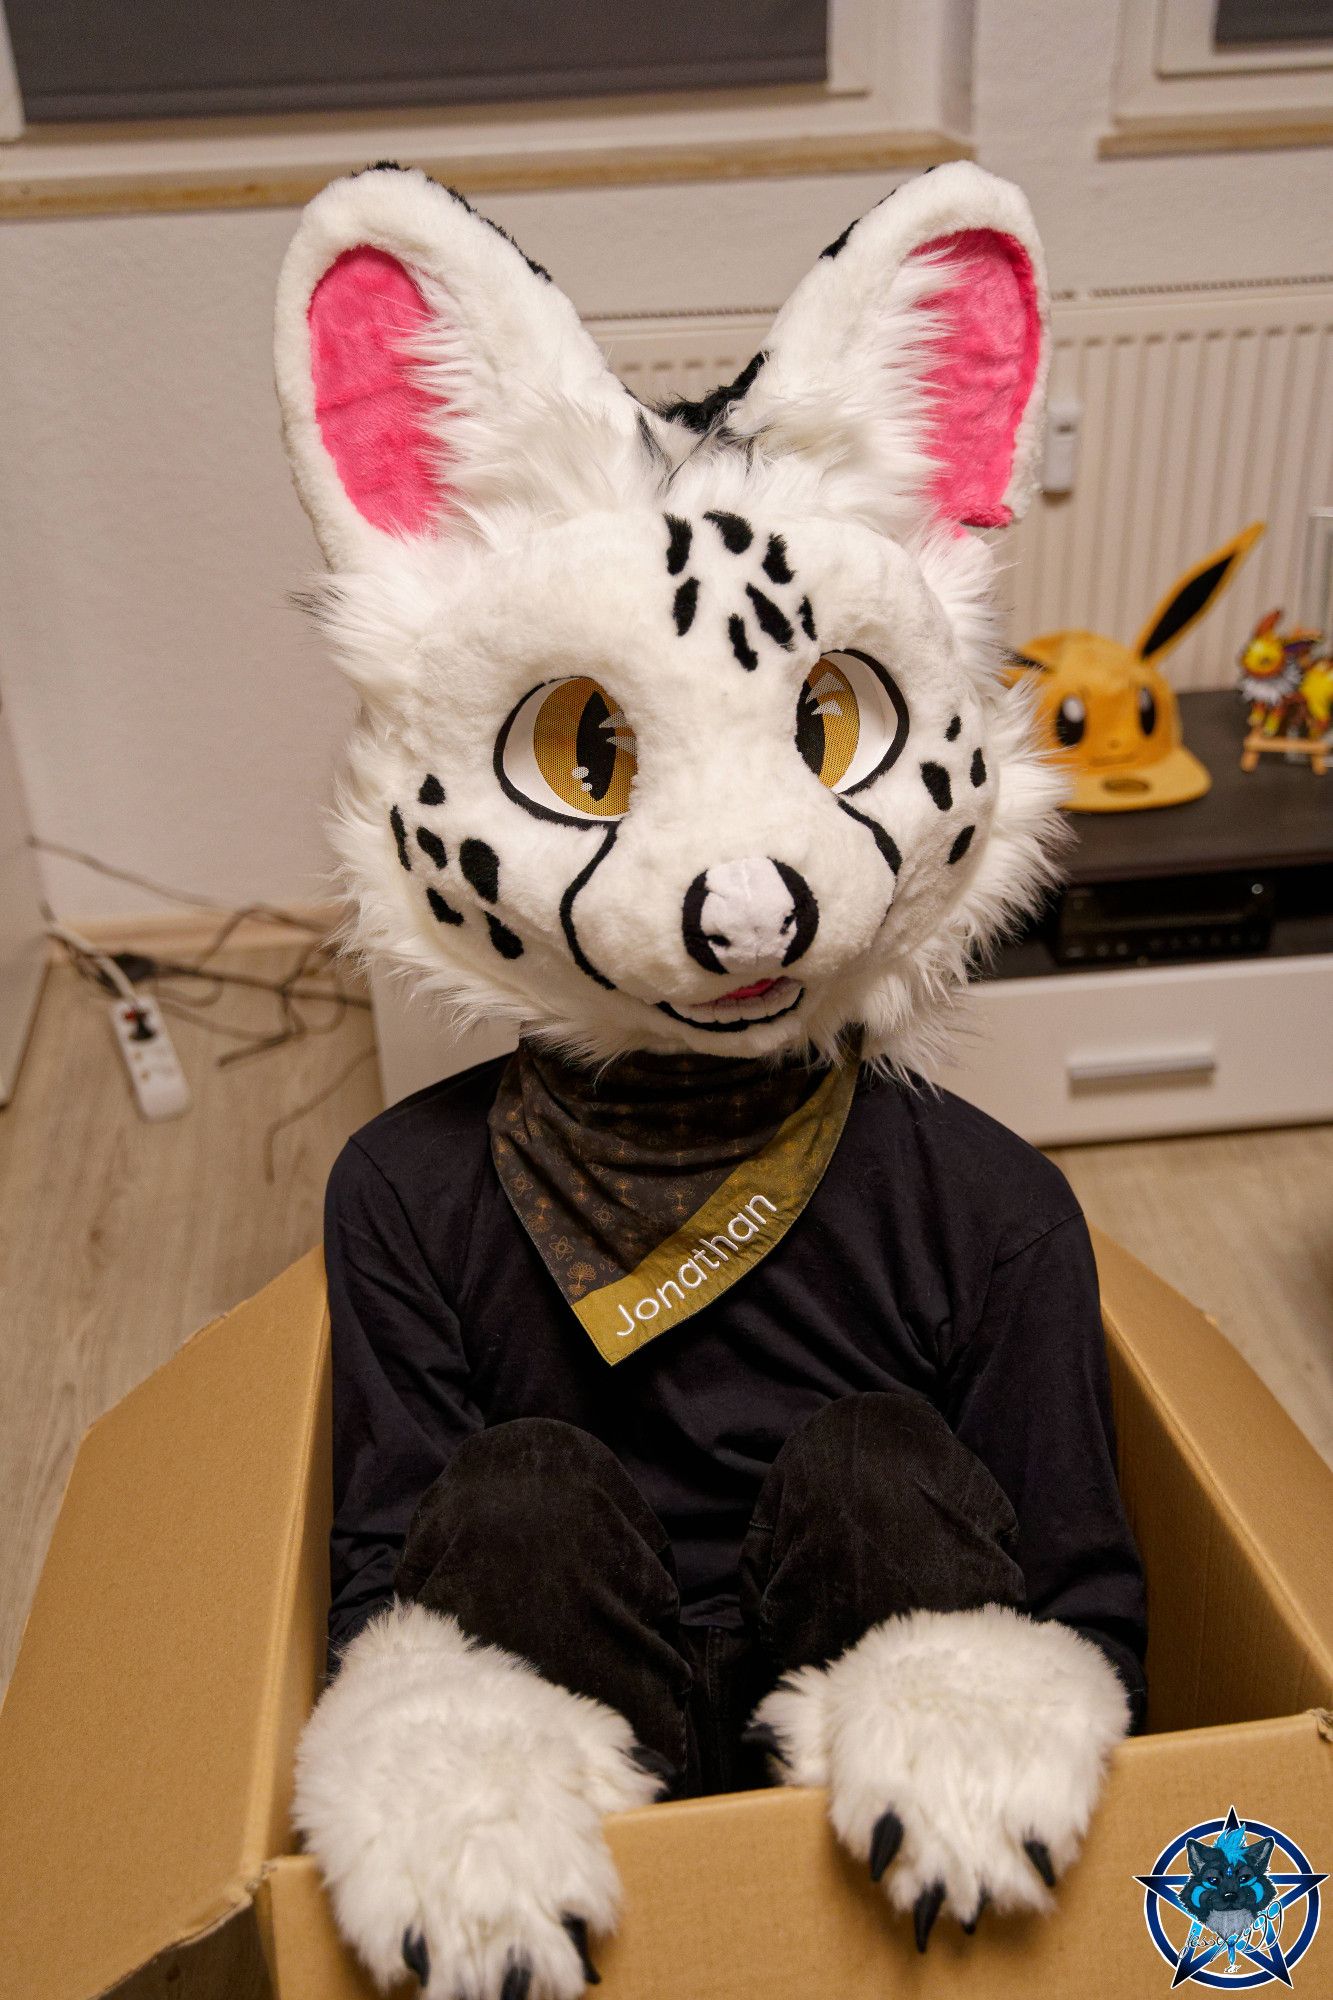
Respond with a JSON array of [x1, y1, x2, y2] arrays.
[[0, 0, 1327, 920]]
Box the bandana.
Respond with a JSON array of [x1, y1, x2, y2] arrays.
[[489, 1040, 859, 1364]]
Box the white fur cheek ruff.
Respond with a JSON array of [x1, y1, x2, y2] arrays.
[[750, 1605, 1130, 1927], [293, 1602, 659, 1997]]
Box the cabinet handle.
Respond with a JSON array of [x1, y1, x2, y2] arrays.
[[1067, 1049, 1217, 1088]]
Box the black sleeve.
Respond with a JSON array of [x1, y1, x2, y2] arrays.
[[944, 1211, 1148, 1728], [324, 1137, 482, 1673]]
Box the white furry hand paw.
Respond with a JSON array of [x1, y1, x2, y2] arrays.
[[749, 1605, 1129, 1947], [294, 1602, 663, 1998]]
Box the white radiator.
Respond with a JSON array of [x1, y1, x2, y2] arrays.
[[592, 280, 1333, 690]]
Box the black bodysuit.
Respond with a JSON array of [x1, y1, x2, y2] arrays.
[[324, 1055, 1147, 1721]]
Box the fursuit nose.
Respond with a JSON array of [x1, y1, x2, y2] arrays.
[[682, 857, 819, 979]]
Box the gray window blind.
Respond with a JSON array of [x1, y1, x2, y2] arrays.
[[6, 1, 828, 123], [1214, 0, 1333, 44]]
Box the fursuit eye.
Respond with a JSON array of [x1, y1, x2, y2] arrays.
[[499, 677, 637, 824], [795, 650, 909, 794], [1056, 694, 1086, 748], [1137, 685, 1158, 736]]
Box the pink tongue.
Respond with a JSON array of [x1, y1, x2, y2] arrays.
[[719, 978, 779, 1003]]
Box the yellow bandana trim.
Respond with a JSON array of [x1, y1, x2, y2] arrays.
[[574, 1061, 859, 1365]]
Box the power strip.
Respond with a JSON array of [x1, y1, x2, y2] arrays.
[[107, 995, 191, 1121]]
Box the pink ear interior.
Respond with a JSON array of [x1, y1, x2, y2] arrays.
[[308, 246, 448, 537], [911, 229, 1040, 530]]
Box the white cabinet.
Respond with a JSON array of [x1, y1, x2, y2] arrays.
[[0, 695, 45, 1105], [937, 956, 1333, 1147]]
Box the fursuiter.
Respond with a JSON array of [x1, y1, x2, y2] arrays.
[[275, 162, 1147, 1999]]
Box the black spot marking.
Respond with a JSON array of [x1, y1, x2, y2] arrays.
[[659, 350, 766, 436], [417, 773, 445, 806], [426, 886, 463, 925], [921, 762, 953, 813], [945, 715, 961, 742], [389, 806, 411, 871], [460, 837, 499, 903], [728, 614, 759, 671], [837, 796, 902, 875], [486, 914, 524, 959], [665, 515, 693, 576], [970, 748, 987, 788], [745, 584, 794, 649], [798, 596, 816, 642], [820, 218, 857, 261], [762, 534, 793, 584], [673, 577, 700, 635], [704, 510, 754, 554], [948, 824, 976, 865], [415, 825, 447, 869]]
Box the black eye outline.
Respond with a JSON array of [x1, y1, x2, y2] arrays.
[[1056, 694, 1086, 748], [1137, 684, 1159, 736], [798, 648, 910, 796], [494, 679, 637, 828]]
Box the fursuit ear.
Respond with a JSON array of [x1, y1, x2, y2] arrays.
[[275, 164, 638, 570], [726, 161, 1049, 535]]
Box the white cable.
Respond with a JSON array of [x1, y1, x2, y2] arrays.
[[46, 922, 140, 1007]]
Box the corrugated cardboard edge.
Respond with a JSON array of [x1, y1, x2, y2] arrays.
[[0, 1251, 331, 2000], [1092, 1226, 1333, 1726], [252, 1713, 1332, 2000]]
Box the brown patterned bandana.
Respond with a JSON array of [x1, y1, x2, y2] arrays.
[[489, 1040, 859, 1364]]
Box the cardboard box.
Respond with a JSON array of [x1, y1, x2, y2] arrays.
[[2, 1231, 1330, 2000]]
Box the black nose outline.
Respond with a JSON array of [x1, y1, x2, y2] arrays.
[[681, 860, 820, 975]]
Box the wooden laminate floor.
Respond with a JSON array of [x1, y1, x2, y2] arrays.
[[2, 955, 1331, 1693]]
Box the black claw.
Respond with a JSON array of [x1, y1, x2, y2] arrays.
[[1025, 1838, 1057, 1889], [740, 1722, 789, 1766], [869, 1810, 904, 1883], [913, 1882, 945, 1954], [629, 1742, 679, 1791], [961, 1892, 990, 1935], [402, 1928, 430, 1986], [500, 1959, 532, 2000], [562, 1914, 601, 1987]]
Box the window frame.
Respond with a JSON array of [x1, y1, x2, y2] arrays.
[[0, 0, 974, 219], [1105, 0, 1333, 153]]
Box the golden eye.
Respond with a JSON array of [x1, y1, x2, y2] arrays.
[[795, 651, 908, 793], [501, 677, 637, 823]]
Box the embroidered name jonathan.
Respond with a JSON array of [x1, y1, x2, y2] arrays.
[[614, 1195, 778, 1336]]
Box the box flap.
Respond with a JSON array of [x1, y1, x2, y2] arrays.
[[1093, 1226, 1333, 1730], [258, 1713, 1331, 2000], [0, 1252, 332, 2000]]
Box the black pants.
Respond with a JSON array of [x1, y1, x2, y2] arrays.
[[393, 1390, 1025, 1796]]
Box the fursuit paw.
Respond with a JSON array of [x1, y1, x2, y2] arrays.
[[748, 1604, 1129, 1946], [293, 1602, 663, 1998]]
